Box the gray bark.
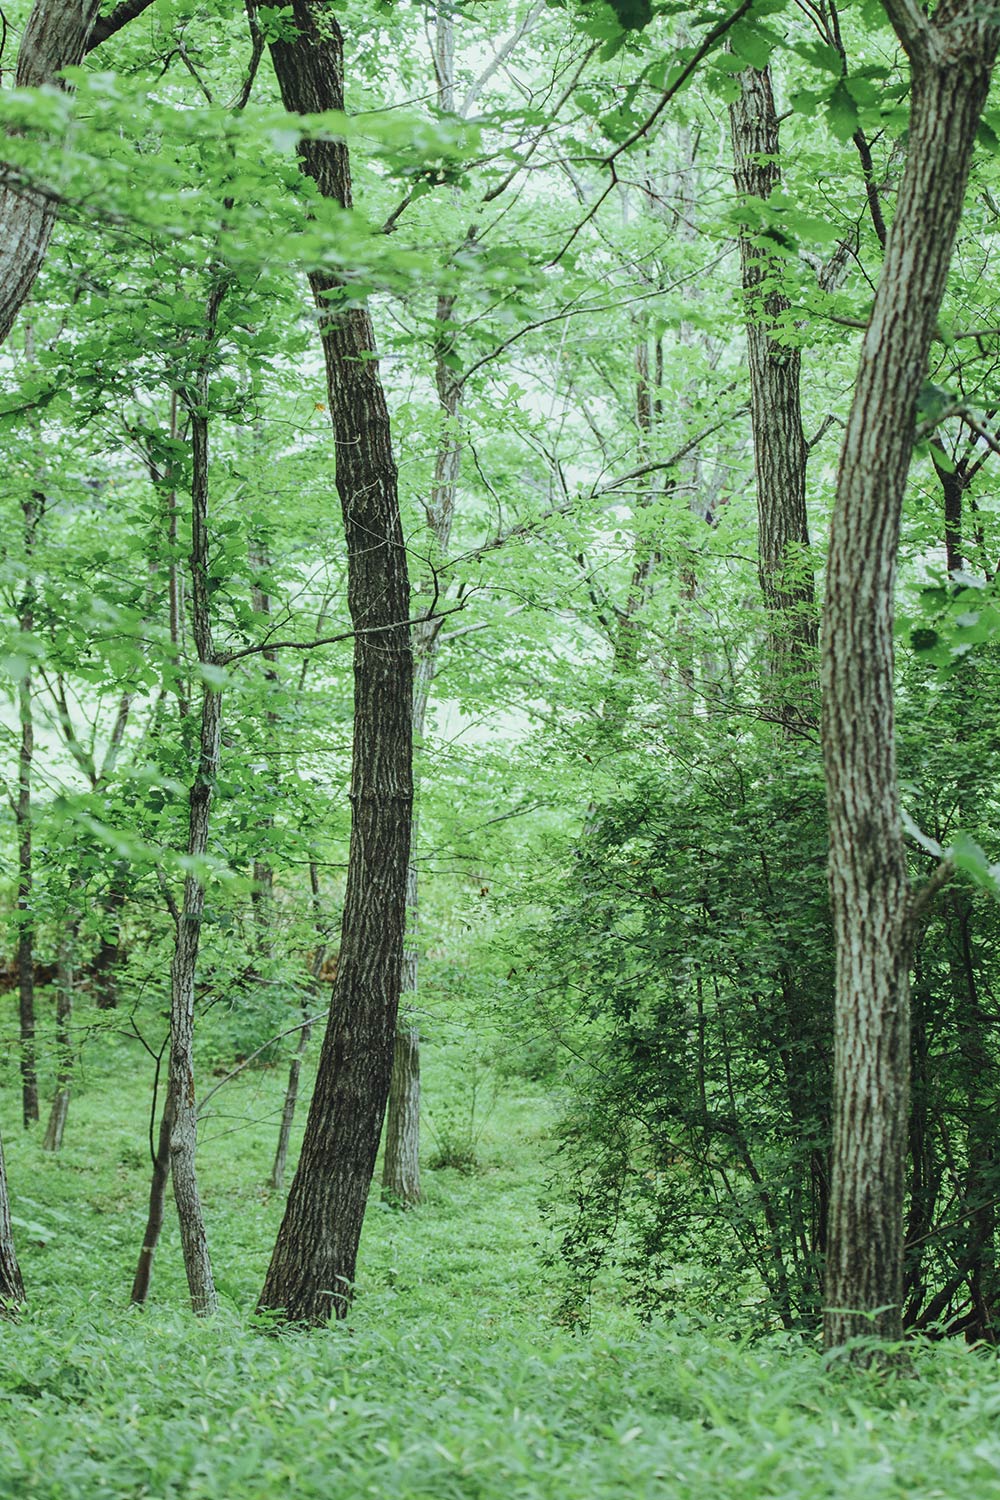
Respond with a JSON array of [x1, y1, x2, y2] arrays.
[[822, 0, 999, 1354], [0, 0, 102, 347]]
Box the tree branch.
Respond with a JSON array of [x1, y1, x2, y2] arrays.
[[86, 0, 157, 51], [220, 601, 470, 666]]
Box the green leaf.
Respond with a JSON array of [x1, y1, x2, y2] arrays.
[[729, 24, 774, 71], [825, 81, 859, 142], [606, 0, 652, 28], [949, 831, 1000, 897]]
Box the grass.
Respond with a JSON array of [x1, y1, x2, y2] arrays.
[[1, 1035, 1000, 1498]]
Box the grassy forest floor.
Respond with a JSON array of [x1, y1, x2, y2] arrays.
[[2, 1038, 1000, 1498]]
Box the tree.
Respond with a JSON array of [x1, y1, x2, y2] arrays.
[[728, 63, 816, 726], [257, 0, 414, 1326], [822, 0, 1000, 1354]]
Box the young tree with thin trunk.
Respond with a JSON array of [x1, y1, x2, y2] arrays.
[[822, 0, 999, 1355], [15, 497, 39, 1129], [257, 0, 413, 1326], [159, 279, 235, 1318], [42, 919, 77, 1151]]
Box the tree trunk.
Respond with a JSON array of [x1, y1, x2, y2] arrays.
[[42, 920, 77, 1151], [258, 2, 413, 1326], [16, 668, 38, 1129], [0, 1127, 25, 1314], [381, 856, 422, 1206], [822, 4, 998, 1355], [16, 491, 40, 1129], [729, 64, 816, 726], [0, 0, 102, 348], [166, 396, 220, 1317], [269, 863, 324, 1194], [130, 1092, 174, 1306], [92, 868, 126, 1010]]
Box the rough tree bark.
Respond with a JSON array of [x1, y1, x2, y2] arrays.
[[258, 0, 413, 1325], [0, 0, 102, 346], [822, 0, 999, 1354], [729, 65, 816, 724], [0, 1129, 25, 1314], [130, 1090, 174, 1306]]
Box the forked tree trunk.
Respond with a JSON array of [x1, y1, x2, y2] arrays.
[[130, 1092, 173, 1306], [259, 2, 413, 1326], [822, 0, 998, 1355]]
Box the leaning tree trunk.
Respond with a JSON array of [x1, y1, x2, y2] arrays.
[[0, 0, 102, 346], [258, 1, 413, 1326], [822, 0, 998, 1355], [130, 1091, 173, 1306]]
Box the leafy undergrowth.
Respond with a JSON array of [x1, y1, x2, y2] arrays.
[[1, 1040, 1000, 1498]]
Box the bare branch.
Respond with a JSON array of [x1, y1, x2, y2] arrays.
[[220, 601, 470, 666], [461, 0, 546, 115]]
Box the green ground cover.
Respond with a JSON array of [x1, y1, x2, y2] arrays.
[[1, 1039, 999, 1500]]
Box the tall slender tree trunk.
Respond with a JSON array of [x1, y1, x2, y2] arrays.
[[130, 1092, 174, 1307], [42, 918, 77, 1151], [269, 862, 324, 1194], [248, 532, 278, 949], [92, 870, 126, 1010], [729, 64, 816, 725], [822, 0, 998, 1354], [381, 4, 465, 1208], [165, 384, 221, 1317], [729, 63, 828, 1321], [382, 289, 463, 1207], [259, 2, 413, 1326], [16, 492, 40, 1129]]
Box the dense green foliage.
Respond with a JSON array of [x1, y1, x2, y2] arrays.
[[2, 1043, 1000, 1499], [2, 0, 1000, 1481]]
